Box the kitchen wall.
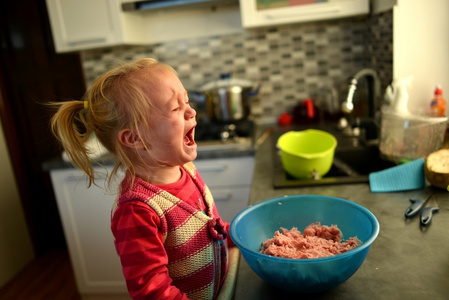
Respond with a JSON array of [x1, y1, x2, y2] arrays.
[[80, 10, 393, 123], [393, 0, 449, 114]]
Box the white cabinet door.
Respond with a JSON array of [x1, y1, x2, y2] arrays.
[[240, 0, 370, 28], [46, 0, 123, 52], [210, 186, 251, 223], [50, 168, 128, 295], [195, 156, 255, 223], [194, 156, 255, 188]]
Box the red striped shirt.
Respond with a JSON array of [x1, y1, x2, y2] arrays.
[[111, 164, 231, 299]]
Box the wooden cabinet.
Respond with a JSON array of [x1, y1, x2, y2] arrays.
[[239, 0, 370, 28], [50, 155, 254, 294]]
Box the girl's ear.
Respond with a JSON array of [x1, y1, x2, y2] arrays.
[[117, 129, 145, 149]]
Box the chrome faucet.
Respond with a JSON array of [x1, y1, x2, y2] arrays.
[[341, 68, 381, 118], [340, 68, 381, 140]]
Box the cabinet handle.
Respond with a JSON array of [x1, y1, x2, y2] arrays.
[[265, 5, 341, 20], [197, 165, 228, 173], [67, 37, 106, 45], [213, 193, 232, 201], [66, 173, 108, 181], [65, 174, 85, 181]]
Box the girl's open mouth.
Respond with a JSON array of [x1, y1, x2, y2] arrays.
[[184, 126, 196, 146]]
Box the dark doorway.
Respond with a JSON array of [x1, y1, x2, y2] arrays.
[[0, 0, 86, 255]]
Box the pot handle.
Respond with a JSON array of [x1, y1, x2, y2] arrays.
[[190, 91, 206, 102], [247, 84, 261, 97]]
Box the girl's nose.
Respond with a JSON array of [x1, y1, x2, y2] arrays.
[[186, 105, 196, 119]]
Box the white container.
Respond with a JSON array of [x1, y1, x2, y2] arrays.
[[379, 111, 447, 163]]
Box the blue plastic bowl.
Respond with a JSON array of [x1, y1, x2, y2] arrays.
[[229, 195, 379, 293]]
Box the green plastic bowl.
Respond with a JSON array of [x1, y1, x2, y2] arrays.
[[277, 129, 337, 179]]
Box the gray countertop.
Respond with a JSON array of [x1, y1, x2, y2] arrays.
[[233, 125, 449, 299], [42, 139, 255, 171]]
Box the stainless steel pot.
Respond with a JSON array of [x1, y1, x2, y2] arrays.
[[192, 75, 260, 122]]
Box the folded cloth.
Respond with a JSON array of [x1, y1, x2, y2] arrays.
[[369, 158, 425, 193]]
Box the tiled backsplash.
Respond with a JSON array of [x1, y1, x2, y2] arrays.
[[81, 10, 392, 122]]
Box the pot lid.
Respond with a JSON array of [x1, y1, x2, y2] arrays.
[[200, 74, 253, 91]]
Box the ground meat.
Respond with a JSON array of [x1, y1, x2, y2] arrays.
[[260, 222, 362, 259]]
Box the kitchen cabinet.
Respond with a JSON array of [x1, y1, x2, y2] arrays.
[[45, 0, 242, 53], [45, 0, 146, 53], [239, 0, 370, 28], [49, 155, 254, 295], [194, 156, 255, 223], [50, 167, 128, 295]]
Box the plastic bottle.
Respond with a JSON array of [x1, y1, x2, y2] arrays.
[[386, 76, 413, 115], [430, 85, 446, 117]]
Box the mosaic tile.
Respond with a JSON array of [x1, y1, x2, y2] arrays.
[[80, 10, 393, 121]]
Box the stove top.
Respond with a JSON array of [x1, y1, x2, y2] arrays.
[[195, 120, 253, 142], [195, 120, 254, 153]]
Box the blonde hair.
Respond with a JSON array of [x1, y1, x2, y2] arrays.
[[50, 58, 177, 188]]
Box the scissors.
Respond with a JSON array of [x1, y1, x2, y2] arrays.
[[404, 188, 439, 226]]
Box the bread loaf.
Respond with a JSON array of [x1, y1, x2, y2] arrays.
[[424, 149, 449, 189]]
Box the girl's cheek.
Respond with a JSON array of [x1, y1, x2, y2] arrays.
[[169, 121, 180, 128]]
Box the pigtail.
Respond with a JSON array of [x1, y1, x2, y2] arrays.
[[50, 99, 96, 187]]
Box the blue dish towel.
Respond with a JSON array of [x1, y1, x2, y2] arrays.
[[369, 158, 425, 193]]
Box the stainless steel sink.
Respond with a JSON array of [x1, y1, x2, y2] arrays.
[[272, 124, 396, 188]]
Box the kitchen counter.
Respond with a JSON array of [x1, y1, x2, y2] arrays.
[[42, 139, 255, 171], [233, 125, 449, 299]]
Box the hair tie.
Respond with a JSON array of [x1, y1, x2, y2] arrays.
[[83, 101, 88, 110]]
